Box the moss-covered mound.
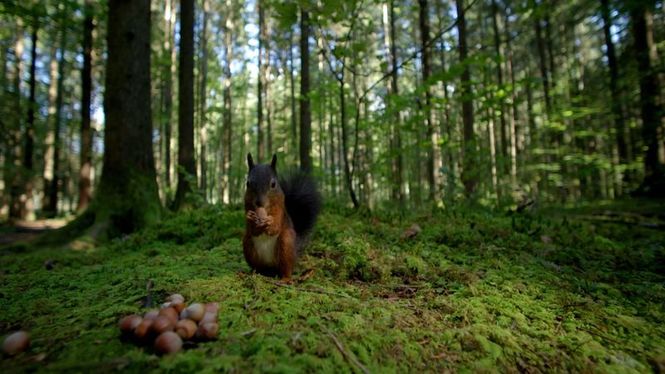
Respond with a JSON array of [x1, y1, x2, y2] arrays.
[[1, 204, 664, 372]]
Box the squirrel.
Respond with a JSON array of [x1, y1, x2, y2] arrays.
[[243, 153, 321, 281]]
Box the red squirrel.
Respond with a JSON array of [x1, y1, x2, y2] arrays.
[[243, 153, 321, 281]]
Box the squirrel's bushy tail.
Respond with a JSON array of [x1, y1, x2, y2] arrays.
[[280, 170, 321, 238]]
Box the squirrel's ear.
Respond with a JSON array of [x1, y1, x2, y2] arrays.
[[247, 153, 254, 170], [270, 154, 277, 171]]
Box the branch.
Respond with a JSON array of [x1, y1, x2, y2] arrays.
[[359, 0, 480, 102]]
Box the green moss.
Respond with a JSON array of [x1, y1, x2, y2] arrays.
[[2, 203, 664, 372]]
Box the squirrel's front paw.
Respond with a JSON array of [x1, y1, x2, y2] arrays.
[[246, 210, 258, 222]]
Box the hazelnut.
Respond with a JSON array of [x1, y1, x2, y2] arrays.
[[143, 310, 159, 321], [184, 303, 205, 322], [166, 294, 185, 304], [171, 300, 186, 314], [152, 316, 175, 334], [175, 319, 197, 340], [2, 331, 29, 356], [196, 322, 219, 340], [159, 307, 178, 324], [118, 315, 142, 334], [154, 331, 182, 355], [134, 319, 154, 341], [256, 207, 268, 220]]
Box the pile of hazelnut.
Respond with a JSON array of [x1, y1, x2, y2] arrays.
[[118, 294, 219, 354]]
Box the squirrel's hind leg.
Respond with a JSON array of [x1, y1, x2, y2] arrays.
[[276, 228, 297, 281]]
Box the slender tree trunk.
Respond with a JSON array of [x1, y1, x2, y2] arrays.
[[198, 0, 209, 201], [19, 20, 38, 220], [257, 0, 265, 160], [339, 77, 359, 208], [504, 9, 518, 186], [43, 45, 58, 216], [8, 22, 24, 220], [77, 0, 94, 212], [491, 0, 508, 174], [89, 0, 161, 236], [383, 1, 403, 206], [162, 0, 176, 195], [221, 10, 233, 204], [299, 9, 312, 172], [418, 0, 442, 203], [174, 0, 197, 209], [533, 8, 551, 117], [632, 2, 664, 194], [601, 0, 627, 194], [288, 31, 298, 156], [457, 0, 476, 197]]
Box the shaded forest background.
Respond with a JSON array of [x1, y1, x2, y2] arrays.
[[0, 0, 663, 229]]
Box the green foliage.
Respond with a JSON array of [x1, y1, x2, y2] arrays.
[[2, 203, 664, 371]]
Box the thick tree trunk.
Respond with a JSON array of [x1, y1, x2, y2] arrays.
[[8, 23, 24, 220], [631, 2, 664, 195], [418, 0, 442, 203], [84, 0, 161, 237], [77, 0, 94, 212], [299, 9, 312, 173], [174, 0, 197, 209], [456, 0, 476, 197]]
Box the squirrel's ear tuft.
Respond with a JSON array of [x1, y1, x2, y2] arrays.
[[270, 154, 277, 171], [247, 153, 254, 170]]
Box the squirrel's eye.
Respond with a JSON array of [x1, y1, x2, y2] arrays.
[[270, 180, 276, 189]]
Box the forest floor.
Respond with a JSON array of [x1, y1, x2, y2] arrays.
[[1, 200, 664, 372]]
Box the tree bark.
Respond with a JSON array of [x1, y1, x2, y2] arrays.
[[418, 0, 442, 203], [456, 0, 476, 197], [77, 0, 94, 212], [86, 0, 161, 236], [256, 0, 266, 160], [288, 30, 298, 156], [174, 0, 197, 209], [19, 20, 38, 220], [161, 0, 176, 195], [198, 0, 209, 201], [383, 1, 404, 205], [631, 2, 664, 194], [491, 0, 508, 173], [221, 8, 233, 204], [299, 9, 312, 173], [8, 22, 24, 220]]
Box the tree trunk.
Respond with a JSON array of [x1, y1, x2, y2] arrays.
[[256, 0, 266, 160], [288, 31, 298, 156], [161, 0, 176, 196], [8, 22, 24, 220], [174, 0, 197, 209], [85, 0, 161, 237], [20, 20, 38, 220], [299, 9, 312, 173], [339, 78, 359, 208], [504, 8, 518, 186], [44, 25, 66, 217], [632, 2, 664, 195], [383, 1, 404, 205], [418, 0, 442, 203], [221, 9, 233, 204], [457, 0, 476, 197], [198, 0, 209, 202], [491, 0, 508, 173], [77, 0, 94, 212]]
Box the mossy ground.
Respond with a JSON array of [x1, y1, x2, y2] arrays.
[[1, 201, 664, 372]]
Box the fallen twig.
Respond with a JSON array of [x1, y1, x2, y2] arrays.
[[327, 330, 370, 374]]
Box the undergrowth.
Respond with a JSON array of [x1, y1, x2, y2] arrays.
[[1, 203, 664, 372]]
